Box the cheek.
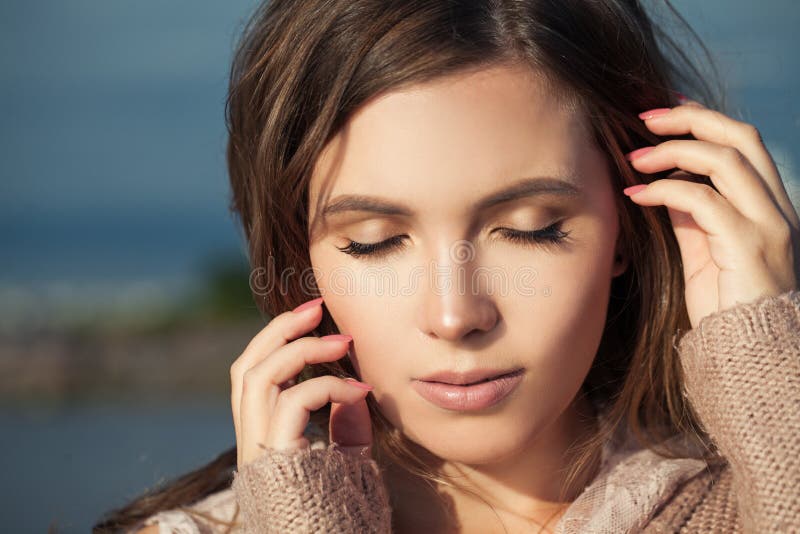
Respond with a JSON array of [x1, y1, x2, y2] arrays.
[[529, 264, 612, 368], [309, 245, 412, 387], [513, 214, 618, 361], [313, 292, 402, 383]]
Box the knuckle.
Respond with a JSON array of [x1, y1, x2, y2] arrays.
[[773, 219, 793, 246], [742, 123, 763, 144], [311, 335, 350, 354], [720, 146, 746, 168], [709, 110, 731, 140], [288, 336, 322, 359], [301, 374, 335, 391], [275, 308, 300, 327], [277, 381, 305, 405], [694, 184, 719, 203], [263, 314, 292, 342], [252, 312, 300, 350], [230, 360, 242, 379], [660, 139, 679, 152], [241, 366, 259, 388], [325, 375, 349, 389], [297, 335, 323, 349]]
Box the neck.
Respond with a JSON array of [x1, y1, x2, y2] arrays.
[[385, 393, 602, 532]]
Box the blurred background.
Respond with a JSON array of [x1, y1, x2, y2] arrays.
[[1, 0, 798, 532]]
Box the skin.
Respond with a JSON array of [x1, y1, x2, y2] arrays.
[[305, 62, 627, 531], [229, 63, 799, 533]]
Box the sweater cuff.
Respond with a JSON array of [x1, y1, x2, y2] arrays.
[[675, 289, 800, 531], [675, 288, 800, 432], [231, 442, 392, 534], [677, 290, 800, 351], [676, 290, 800, 400]]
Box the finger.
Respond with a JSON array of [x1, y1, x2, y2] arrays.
[[232, 298, 325, 380], [665, 204, 718, 288], [230, 298, 325, 460], [267, 376, 372, 451], [251, 335, 353, 393], [330, 383, 374, 458], [624, 178, 751, 268], [638, 105, 799, 227], [626, 139, 784, 227], [675, 94, 705, 108], [238, 336, 353, 460]]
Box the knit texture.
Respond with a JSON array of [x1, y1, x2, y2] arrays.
[[655, 289, 800, 532], [643, 461, 738, 533], [230, 442, 391, 534], [139, 289, 800, 533]]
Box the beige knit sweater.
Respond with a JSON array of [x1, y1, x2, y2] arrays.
[[139, 290, 800, 533]]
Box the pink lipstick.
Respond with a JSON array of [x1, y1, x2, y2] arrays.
[[411, 368, 525, 411]]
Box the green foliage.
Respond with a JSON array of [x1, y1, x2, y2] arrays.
[[190, 251, 262, 322]]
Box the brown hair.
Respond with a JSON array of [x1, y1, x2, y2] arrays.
[[95, 1, 727, 532]]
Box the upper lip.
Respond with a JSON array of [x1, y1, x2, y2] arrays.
[[415, 367, 523, 385]]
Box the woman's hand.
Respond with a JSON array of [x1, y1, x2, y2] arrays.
[[623, 100, 800, 329], [230, 296, 375, 470]]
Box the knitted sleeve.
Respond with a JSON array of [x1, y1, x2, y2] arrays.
[[676, 289, 800, 532], [230, 441, 392, 533]]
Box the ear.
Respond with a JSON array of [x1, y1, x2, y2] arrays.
[[611, 238, 630, 278]]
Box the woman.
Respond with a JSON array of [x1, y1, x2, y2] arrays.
[[95, 0, 800, 532]]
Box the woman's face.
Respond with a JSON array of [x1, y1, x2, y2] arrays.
[[307, 62, 627, 465]]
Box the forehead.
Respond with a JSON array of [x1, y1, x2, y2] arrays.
[[308, 63, 600, 221]]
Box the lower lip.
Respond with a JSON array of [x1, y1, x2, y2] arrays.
[[411, 369, 525, 412]]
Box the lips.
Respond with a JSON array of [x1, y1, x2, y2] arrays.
[[411, 369, 525, 411], [416, 367, 524, 385]]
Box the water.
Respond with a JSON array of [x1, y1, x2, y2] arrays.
[[0, 399, 234, 533], [0, 0, 798, 293], [0, 2, 798, 533]]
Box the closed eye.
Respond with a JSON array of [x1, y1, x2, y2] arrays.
[[336, 221, 570, 259], [492, 221, 571, 248], [335, 234, 408, 259]]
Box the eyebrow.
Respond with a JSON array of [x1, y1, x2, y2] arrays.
[[320, 176, 582, 219]]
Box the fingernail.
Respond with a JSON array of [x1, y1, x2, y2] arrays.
[[624, 146, 655, 161], [638, 108, 671, 120], [623, 184, 648, 196], [293, 297, 324, 313], [321, 334, 353, 343], [343, 377, 373, 390]]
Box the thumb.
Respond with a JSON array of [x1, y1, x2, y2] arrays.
[[329, 389, 373, 460]]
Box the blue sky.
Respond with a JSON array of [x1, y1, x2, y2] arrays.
[[1, 1, 798, 314]]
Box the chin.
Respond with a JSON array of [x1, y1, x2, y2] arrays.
[[391, 391, 556, 466], [436, 442, 530, 467]]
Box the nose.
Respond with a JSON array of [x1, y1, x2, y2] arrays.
[[416, 244, 500, 342]]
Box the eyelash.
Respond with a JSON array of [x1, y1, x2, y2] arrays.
[[336, 221, 571, 259]]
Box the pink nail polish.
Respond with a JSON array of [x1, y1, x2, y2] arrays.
[[343, 378, 373, 391], [623, 185, 648, 196], [292, 297, 324, 313], [638, 108, 671, 120], [321, 334, 353, 342], [624, 146, 655, 161]]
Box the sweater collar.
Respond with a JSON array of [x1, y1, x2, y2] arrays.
[[553, 400, 709, 533]]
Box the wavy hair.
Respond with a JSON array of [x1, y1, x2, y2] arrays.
[[95, 1, 727, 532]]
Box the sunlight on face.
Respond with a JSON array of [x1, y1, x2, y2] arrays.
[[307, 62, 626, 464]]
